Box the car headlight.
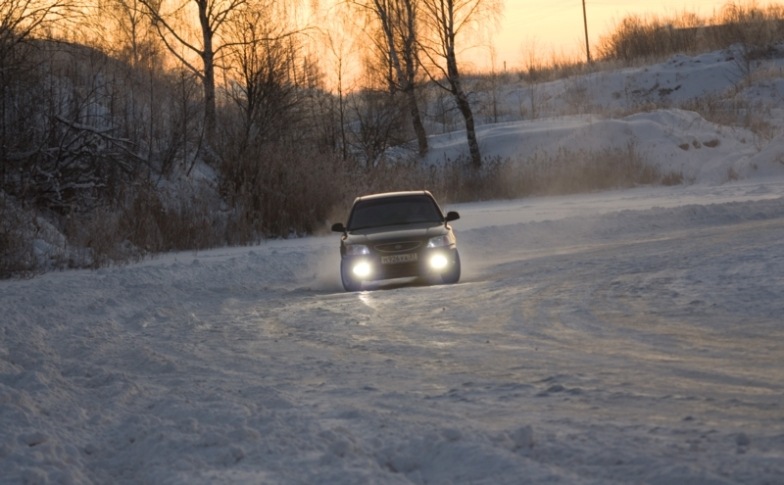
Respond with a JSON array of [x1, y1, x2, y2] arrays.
[[427, 235, 450, 248], [352, 261, 373, 278], [429, 253, 449, 270], [345, 244, 370, 256]]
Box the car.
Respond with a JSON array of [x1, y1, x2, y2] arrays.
[[331, 190, 461, 292]]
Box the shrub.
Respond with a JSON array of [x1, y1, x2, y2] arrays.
[[0, 196, 35, 278], [219, 142, 351, 240], [597, 2, 784, 63], [365, 143, 678, 205]]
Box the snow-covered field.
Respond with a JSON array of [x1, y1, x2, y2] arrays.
[[3, 48, 784, 483]]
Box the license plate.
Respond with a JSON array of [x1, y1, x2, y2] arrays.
[[381, 253, 418, 265]]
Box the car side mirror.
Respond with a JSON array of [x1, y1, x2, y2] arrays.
[[445, 211, 460, 222], [331, 222, 346, 233]]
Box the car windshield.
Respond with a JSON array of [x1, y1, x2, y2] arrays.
[[347, 195, 443, 230]]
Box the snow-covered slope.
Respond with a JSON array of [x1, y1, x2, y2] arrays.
[[426, 46, 784, 184]]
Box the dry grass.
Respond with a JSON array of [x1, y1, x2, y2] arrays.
[[428, 143, 672, 203], [597, 2, 784, 62], [329, 143, 678, 206]]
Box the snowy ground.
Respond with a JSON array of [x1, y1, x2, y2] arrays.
[[2, 179, 784, 484], [4, 47, 784, 483]]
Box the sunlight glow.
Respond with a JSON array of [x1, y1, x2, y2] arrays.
[[492, 1, 758, 70], [310, 1, 752, 83]]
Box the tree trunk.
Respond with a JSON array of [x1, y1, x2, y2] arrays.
[[445, 34, 480, 168], [374, 0, 428, 156], [401, 0, 428, 156], [198, 0, 216, 142], [404, 84, 428, 156], [454, 88, 480, 169]]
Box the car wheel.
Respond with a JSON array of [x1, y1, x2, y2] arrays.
[[340, 261, 362, 292], [440, 251, 461, 284]]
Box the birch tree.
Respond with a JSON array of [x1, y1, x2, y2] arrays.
[[353, 0, 428, 155], [418, 0, 500, 169]]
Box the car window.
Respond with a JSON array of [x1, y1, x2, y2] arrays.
[[348, 196, 443, 230]]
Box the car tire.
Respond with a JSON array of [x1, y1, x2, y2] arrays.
[[440, 251, 461, 284], [340, 261, 362, 292]]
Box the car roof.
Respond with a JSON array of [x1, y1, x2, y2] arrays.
[[353, 190, 433, 203]]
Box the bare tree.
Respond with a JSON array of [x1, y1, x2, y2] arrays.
[[348, 88, 404, 166], [1, 0, 74, 188], [0, 0, 71, 51], [222, 2, 303, 150], [352, 0, 428, 156], [96, 0, 162, 68], [313, 19, 353, 159], [137, 0, 248, 143], [418, 0, 500, 169]]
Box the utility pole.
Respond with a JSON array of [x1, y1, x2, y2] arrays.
[[582, 0, 592, 63]]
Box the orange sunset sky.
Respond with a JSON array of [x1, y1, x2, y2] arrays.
[[307, 1, 771, 85], [491, 0, 756, 69]]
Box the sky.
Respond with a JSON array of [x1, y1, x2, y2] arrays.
[[309, 1, 755, 87], [485, 0, 751, 70]]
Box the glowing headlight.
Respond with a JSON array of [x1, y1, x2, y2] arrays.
[[345, 244, 370, 256], [352, 261, 372, 278], [429, 253, 449, 270], [427, 235, 450, 248]]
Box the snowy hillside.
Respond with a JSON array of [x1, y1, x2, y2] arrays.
[[2, 47, 784, 483], [428, 46, 784, 184]]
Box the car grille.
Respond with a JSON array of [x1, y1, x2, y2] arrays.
[[375, 241, 422, 253], [381, 262, 420, 279]]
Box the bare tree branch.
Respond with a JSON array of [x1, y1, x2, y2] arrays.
[[417, 0, 501, 168]]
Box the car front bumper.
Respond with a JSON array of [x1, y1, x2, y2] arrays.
[[342, 247, 459, 283]]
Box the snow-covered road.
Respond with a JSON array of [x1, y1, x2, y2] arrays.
[[3, 183, 784, 483]]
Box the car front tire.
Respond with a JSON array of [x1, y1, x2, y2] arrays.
[[440, 251, 461, 284]]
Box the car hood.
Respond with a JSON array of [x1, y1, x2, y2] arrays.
[[344, 223, 448, 244]]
